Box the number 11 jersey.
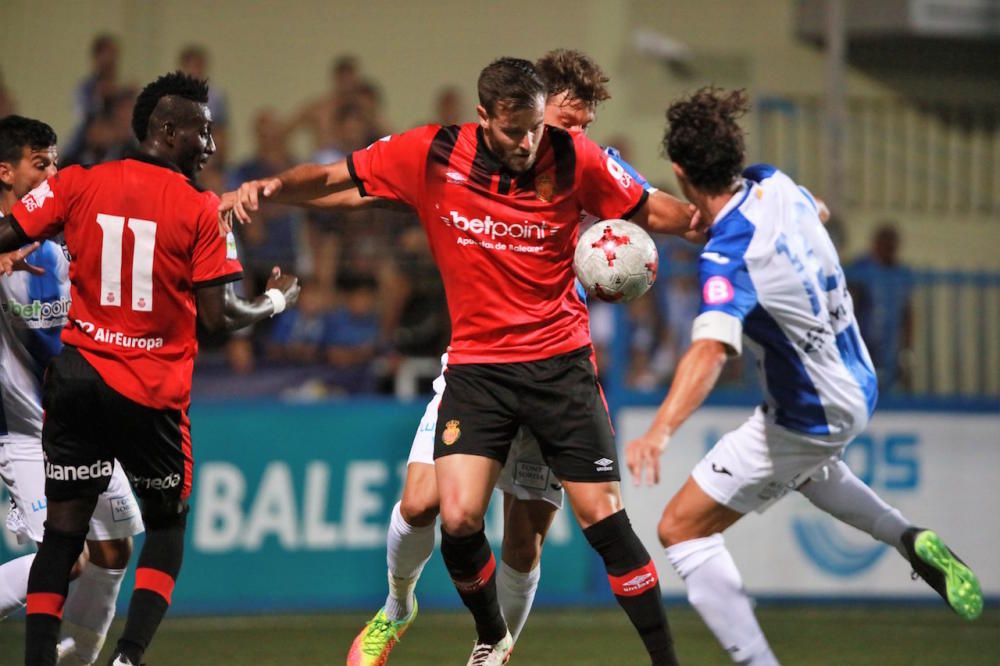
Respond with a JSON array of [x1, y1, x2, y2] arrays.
[[9, 152, 243, 410]]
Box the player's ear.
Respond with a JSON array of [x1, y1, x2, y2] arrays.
[[671, 162, 687, 185], [0, 161, 14, 187], [161, 120, 177, 146], [476, 104, 489, 129]]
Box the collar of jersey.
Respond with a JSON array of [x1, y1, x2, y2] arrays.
[[124, 149, 206, 191], [708, 179, 753, 236]]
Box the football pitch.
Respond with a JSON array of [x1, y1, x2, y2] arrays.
[[1, 606, 996, 665]]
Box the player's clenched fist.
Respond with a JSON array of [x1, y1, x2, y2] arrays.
[[266, 266, 302, 312]]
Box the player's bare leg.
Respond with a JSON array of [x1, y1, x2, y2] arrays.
[[498, 495, 556, 641], [25, 496, 98, 666], [436, 453, 512, 665], [659, 477, 778, 665], [57, 537, 132, 665], [348, 463, 438, 665], [562, 480, 678, 666]]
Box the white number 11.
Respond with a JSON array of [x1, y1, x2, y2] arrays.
[[96, 213, 157, 311]]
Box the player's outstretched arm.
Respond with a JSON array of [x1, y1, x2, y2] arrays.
[[220, 160, 355, 225], [631, 190, 706, 239], [625, 338, 729, 486], [197, 267, 301, 333]]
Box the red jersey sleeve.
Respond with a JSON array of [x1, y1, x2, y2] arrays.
[[573, 133, 649, 221], [9, 166, 83, 240], [192, 192, 243, 287], [346, 125, 438, 208]]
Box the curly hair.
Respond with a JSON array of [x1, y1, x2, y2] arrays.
[[0, 115, 57, 164], [477, 57, 546, 116], [662, 87, 749, 194], [535, 49, 610, 108], [131, 71, 209, 141]]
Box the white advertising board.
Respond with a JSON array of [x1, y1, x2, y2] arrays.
[[618, 408, 1000, 599]]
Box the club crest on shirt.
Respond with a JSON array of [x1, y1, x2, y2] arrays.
[[442, 419, 461, 446], [535, 172, 554, 202]]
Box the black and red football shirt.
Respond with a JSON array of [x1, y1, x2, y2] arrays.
[[10, 152, 243, 410], [348, 124, 648, 364]]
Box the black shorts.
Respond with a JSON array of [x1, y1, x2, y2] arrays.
[[42, 346, 193, 503], [433, 346, 618, 482]]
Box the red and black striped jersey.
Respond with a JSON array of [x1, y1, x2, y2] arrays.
[[10, 153, 243, 410], [348, 123, 647, 364]]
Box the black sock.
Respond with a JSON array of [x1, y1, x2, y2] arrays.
[[25, 525, 87, 666], [117, 507, 187, 661], [584, 510, 677, 666], [440, 525, 507, 644]]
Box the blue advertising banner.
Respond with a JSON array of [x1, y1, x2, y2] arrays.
[[1, 401, 596, 614]]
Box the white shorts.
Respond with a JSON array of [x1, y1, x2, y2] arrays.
[[691, 407, 844, 514], [0, 435, 144, 544], [406, 360, 564, 509], [495, 430, 564, 509]]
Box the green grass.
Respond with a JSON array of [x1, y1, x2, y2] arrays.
[[1, 607, 996, 664]]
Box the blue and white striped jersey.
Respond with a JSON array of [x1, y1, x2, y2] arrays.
[[691, 164, 877, 440], [0, 240, 69, 439]]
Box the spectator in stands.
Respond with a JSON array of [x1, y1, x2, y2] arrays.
[[656, 239, 701, 379], [230, 108, 307, 293], [325, 273, 381, 394], [386, 226, 449, 358], [286, 54, 364, 152], [268, 278, 331, 364], [65, 34, 121, 159], [355, 80, 391, 144], [849, 223, 914, 392], [63, 87, 138, 167], [434, 85, 466, 126]]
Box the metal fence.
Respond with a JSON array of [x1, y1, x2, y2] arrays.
[[755, 95, 1000, 217], [602, 262, 1000, 412]]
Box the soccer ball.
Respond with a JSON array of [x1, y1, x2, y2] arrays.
[[574, 219, 658, 303]]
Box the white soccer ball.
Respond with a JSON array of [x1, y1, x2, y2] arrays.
[[574, 219, 658, 303]]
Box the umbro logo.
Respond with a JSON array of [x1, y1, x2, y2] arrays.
[[712, 463, 733, 477], [621, 572, 656, 594], [594, 458, 614, 472], [445, 170, 467, 184]]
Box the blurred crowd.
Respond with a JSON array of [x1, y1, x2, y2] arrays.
[[0, 35, 916, 399]]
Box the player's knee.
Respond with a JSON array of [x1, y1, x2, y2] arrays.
[[400, 494, 439, 527], [141, 497, 189, 530], [657, 507, 687, 547], [439, 506, 483, 537], [87, 536, 133, 569], [501, 533, 542, 572]]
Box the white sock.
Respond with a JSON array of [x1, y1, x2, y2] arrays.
[[496, 561, 540, 643], [58, 564, 126, 663], [383, 501, 435, 621], [0, 553, 33, 619], [799, 460, 911, 557], [667, 534, 779, 665]]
